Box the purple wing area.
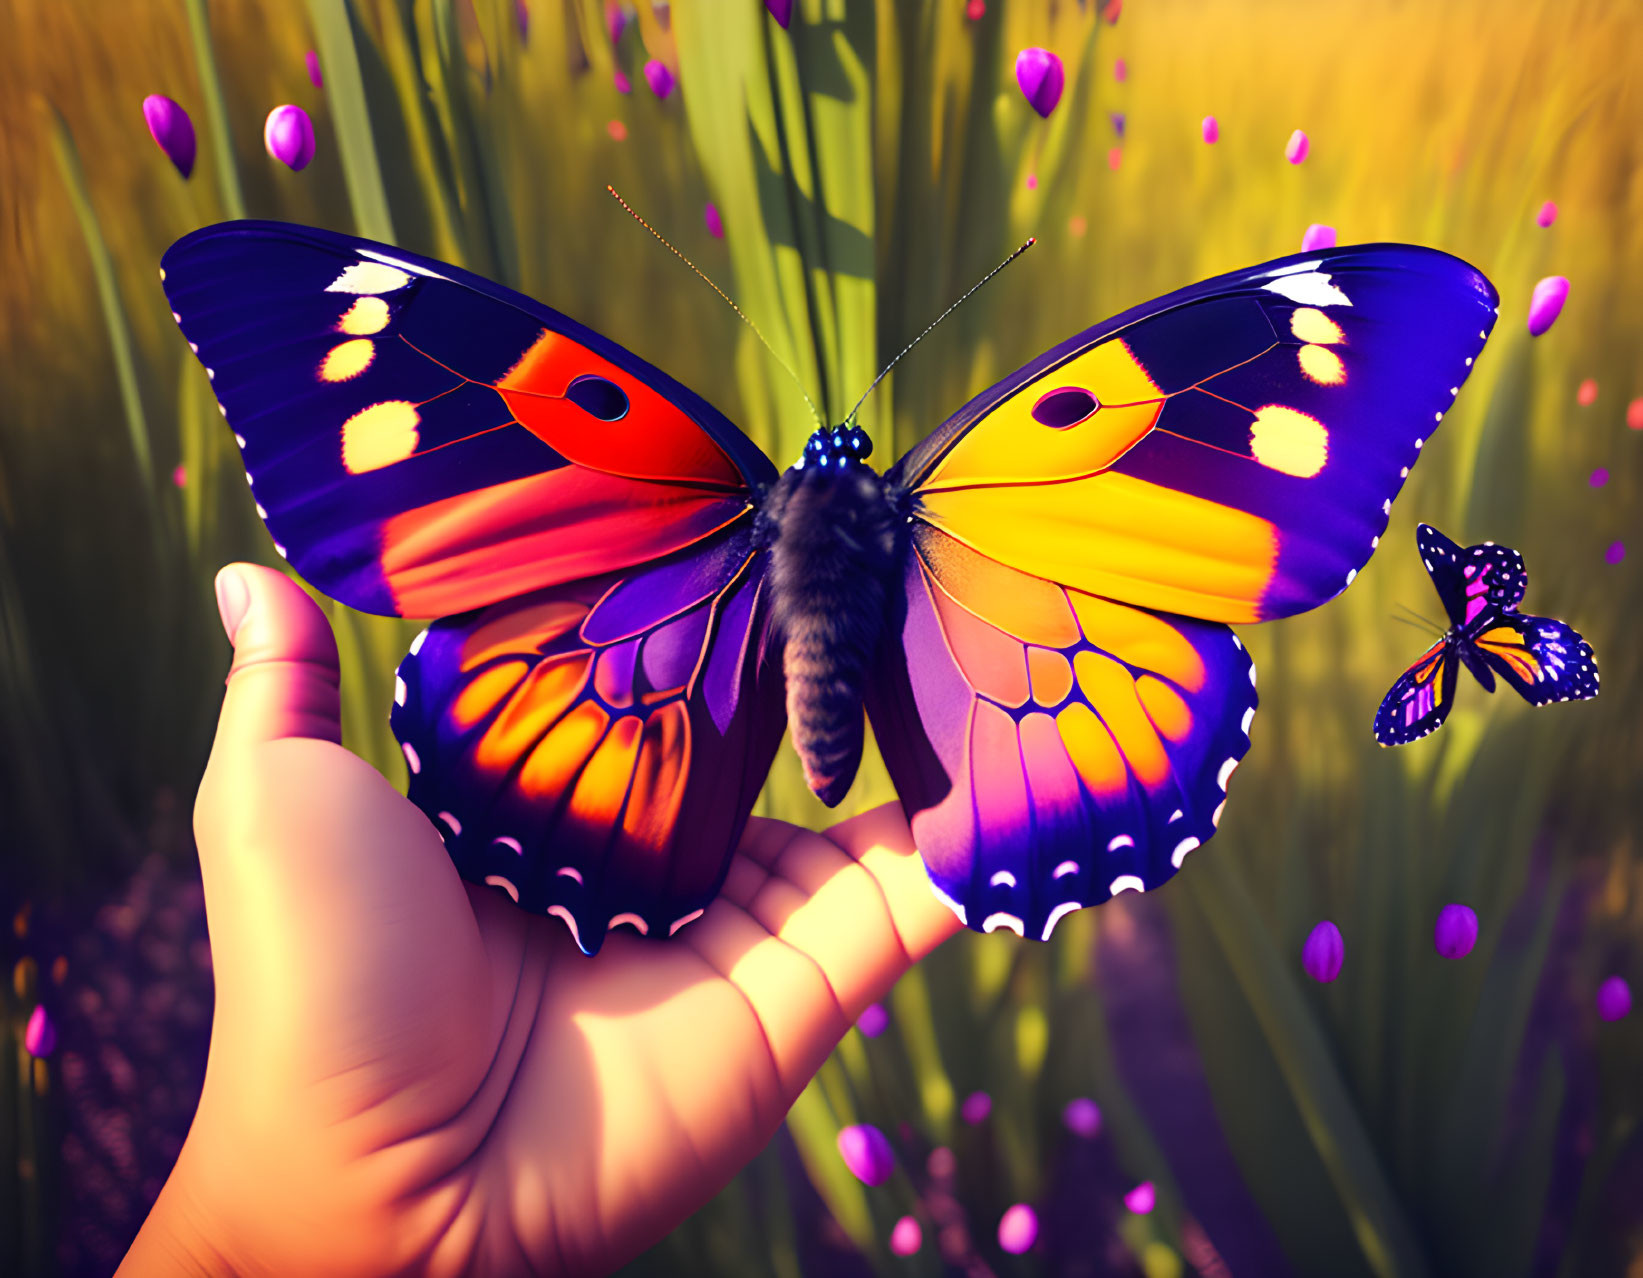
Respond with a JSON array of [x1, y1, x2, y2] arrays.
[[391, 531, 785, 953], [1416, 523, 1529, 628], [890, 244, 1499, 624], [866, 528, 1256, 941], [1374, 637, 1460, 745], [1471, 614, 1600, 707], [161, 221, 774, 618]]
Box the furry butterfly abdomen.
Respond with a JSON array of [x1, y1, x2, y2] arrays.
[[763, 448, 905, 807]]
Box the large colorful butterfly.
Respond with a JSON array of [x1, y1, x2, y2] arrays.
[[1373, 523, 1599, 745], [162, 222, 1497, 952]]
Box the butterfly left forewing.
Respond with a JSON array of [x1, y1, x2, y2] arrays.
[[866, 526, 1255, 939], [393, 536, 784, 953], [1374, 635, 1461, 745], [162, 221, 775, 619]]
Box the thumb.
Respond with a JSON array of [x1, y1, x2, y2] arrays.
[[209, 562, 343, 751]]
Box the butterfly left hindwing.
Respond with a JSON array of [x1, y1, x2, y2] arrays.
[[392, 536, 785, 953]]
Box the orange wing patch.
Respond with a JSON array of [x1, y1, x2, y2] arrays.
[[497, 331, 743, 489]]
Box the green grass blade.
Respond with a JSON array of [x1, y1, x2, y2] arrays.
[[183, 0, 248, 219], [306, 0, 398, 242]]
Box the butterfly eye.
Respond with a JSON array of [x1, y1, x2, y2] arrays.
[[1031, 387, 1099, 429], [565, 374, 630, 422]]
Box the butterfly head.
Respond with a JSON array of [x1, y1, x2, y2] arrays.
[[796, 425, 872, 471]]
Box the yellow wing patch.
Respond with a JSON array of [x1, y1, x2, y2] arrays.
[[919, 471, 1278, 623], [923, 338, 1165, 489]]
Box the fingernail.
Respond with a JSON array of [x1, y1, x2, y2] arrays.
[[214, 567, 250, 642]]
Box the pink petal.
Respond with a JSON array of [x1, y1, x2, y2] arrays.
[[1577, 378, 1598, 406], [1285, 129, 1309, 164], [142, 94, 196, 178], [1015, 48, 1065, 118], [1124, 1181, 1157, 1214], [1527, 276, 1569, 336], [1535, 200, 1557, 228], [644, 60, 675, 100], [1597, 976, 1632, 1020], [24, 1004, 57, 1057], [1201, 115, 1219, 144], [889, 1216, 922, 1257], [998, 1204, 1038, 1254], [264, 105, 316, 171], [1301, 223, 1336, 252], [305, 50, 324, 89], [1302, 919, 1344, 983]]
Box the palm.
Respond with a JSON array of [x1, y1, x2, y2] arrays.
[[125, 566, 957, 1278]]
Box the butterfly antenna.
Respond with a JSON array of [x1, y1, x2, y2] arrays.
[[1393, 602, 1446, 638], [844, 236, 1038, 428], [606, 186, 824, 428]]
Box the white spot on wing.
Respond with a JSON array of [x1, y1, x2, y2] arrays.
[[557, 866, 584, 884], [608, 912, 649, 935], [990, 870, 1017, 888], [547, 905, 583, 949], [929, 880, 969, 926], [326, 261, 413, 294], [1041, 901, 1083, 941], [1171, 837, 1201, 868], [668, 908, 705, 936], [1053, 860, 1080, 879], [436, 811, 461, 837], [983, 912, 1026, 936], [359, 248, 448, 281], [393, 675, 406, 705], [1217, 757, 1238, 789], [484, 874, 519, 902], [1109, 875, 1145, 896], [1107, 834, 1134, 851], [1262, 271, 1352, 307]]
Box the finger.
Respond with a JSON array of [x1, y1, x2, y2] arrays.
[[704, 805, 962, 1088], [211, 563, 343, 751]]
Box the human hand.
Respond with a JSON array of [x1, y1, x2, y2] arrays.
[[118, 564, 961, 1278]]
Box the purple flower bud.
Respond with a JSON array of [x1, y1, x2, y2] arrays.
[[1536, 200, 1557, 228], [837, 1123, 894, 1186], [1015, 48, 1065, 119], [264, 105, 316, 171], [142, 95, 196, 178], [306, 50, 324, 88], [606, 2, 630, 45], [24, 1004, 57, 1057], [1286, 129, 1310, 164], [644, 59, 675, 100], [1433, 904, 1478, 959], [614, 69, 631, 94], [1063, 1097, 1102, 1137], [1124, 1181, 1156, 1214], [889, 1216, 921, 1256], [1605, 540, 1627, 565], [1590, 467, 1609, 488], [998, 1204, 1038, 1254], [856, 1001, 887, 1037], [766, 0, 794, 27], [1527, 276, 1569, 336], [1302, 920, 1344, 983], [1110, 111, 1126, 139], [514, 0, 529, 44], [1597, 976, 1632, 1021], [960, 1090, 991, 1124], [1201, 115, 1219, 144]]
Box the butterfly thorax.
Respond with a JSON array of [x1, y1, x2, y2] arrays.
[[760, 427, 904, 807]]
